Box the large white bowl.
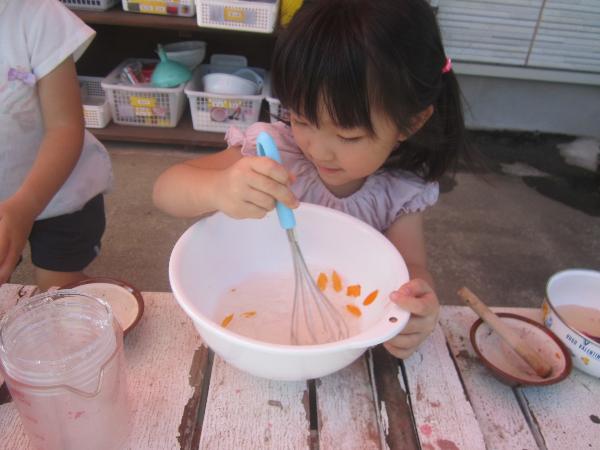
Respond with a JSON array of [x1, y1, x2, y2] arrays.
[[542, 269, 600, 378], [169, 203, 410, 380]]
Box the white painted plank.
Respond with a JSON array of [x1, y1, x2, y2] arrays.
[[199, 356, 310, 450], [0, 405, 27, 450], [403, 323, 487, 449], [316, 358, 380, 450], [125, 291, 204, 449], [0, 291, 204, 450], [440, 306, 538, 449]]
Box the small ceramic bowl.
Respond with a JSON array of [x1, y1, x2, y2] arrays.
[[543, 269, 600, 378], [163, 41, 206, 70], [61, 278, 144, 336], [202, 72, 261, 96], [470, 313, 571, 387]]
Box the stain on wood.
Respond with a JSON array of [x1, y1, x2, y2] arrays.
[[370, 345, 420, 450], [178, 345, 209, 450]]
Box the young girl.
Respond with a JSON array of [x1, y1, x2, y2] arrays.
[[154, 0, 467, 359], [0, 0, 113, 291]]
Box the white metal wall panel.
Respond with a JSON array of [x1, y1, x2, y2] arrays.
[[437, 0, 543, 65], [528, 1, 600, 72]]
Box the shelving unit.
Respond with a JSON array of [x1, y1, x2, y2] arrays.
[[74, 8, 277, 148]]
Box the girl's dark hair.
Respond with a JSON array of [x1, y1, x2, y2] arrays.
[[271, 0, 468, 181]]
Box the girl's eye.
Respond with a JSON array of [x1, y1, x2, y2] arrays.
[[338, 135, 364, 143]]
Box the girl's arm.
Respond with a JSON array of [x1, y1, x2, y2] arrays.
[[0, 57, 85, 283], [12, 56, 84, 218], [383, 212, 440, 359], [153, 146, 298, 219]]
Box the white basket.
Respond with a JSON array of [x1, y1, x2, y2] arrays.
[[101, 59, 187, 128], [122, 0, 195, 17], [79, 76, 112, 129], [60, 0, 119, 11], [195, 0, 280, 33], [185, 55, 266, 132]]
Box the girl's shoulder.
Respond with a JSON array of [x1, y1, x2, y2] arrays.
[[302, 170, 439, 233]]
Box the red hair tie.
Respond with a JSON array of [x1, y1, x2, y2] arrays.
[[442, 57, 452, 74]]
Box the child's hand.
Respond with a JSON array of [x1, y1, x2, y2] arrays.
[[383, 279, 440, 359], [215, 156, 298, 219], [0, 199, 35, 284]]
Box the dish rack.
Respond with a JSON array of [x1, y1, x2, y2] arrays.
[[79, 76, 112, 129], [122, 0, 195, 16], [185, 55, 266, 132], [60, 0, 119, 11], [101, 59, 187, 128], [195, 0, 280, 33]]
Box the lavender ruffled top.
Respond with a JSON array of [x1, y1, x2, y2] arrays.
[[225, 122, 439, 232]]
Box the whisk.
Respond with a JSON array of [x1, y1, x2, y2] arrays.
[[257, 132, 349, 345]]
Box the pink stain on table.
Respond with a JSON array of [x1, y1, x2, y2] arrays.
[[420, 423, 433, 436], [437, 439, 460, 450]]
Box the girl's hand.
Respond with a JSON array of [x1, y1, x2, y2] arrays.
[[214, 156, 298, 219], [383, 278, 440, 359], [0, 199, 36, 284]]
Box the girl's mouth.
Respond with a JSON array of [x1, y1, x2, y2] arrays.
[[316, 165, 341, 174]]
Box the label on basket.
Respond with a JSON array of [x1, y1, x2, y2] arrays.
[[210, 5, 256, 25], [134, 107, 153, 117], [223, 7, 246, 22], [130, 96, 156, 108], [125, 0, 193, 16]]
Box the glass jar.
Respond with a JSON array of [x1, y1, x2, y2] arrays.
[[0, 290, 129, 450]]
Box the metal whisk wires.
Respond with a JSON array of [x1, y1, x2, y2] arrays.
[[256, 131, 349, 346], [286, 229, 349, 345]]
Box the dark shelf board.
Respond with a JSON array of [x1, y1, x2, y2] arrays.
[[73, 9, 200, 31], [88, 113, 227, 148]]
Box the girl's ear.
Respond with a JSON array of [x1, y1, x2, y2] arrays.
[[397, 105, 434, 141]]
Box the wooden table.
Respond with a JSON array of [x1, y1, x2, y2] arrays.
[[1, 284, 598, 449]]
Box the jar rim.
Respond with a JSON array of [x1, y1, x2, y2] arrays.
[[0, 290, 116, 383]]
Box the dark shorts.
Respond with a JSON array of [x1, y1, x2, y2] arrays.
[[29, 194, 106, 272]]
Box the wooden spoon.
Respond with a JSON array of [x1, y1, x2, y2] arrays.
[[458, 287, 553, 378]]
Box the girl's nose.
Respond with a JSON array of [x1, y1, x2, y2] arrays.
[[306, 139, 334, 162]]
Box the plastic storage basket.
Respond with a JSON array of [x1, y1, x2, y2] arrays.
[[60, 0, 119, 11], [185, 55, 266, 132], [122, 0, 195, 16], [101, 59, 187, 128], [79, 76, 112, 129], [195, 0, 280, 33]]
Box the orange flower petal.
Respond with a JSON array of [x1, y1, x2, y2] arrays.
[[317, 272, 328, 291], [241, 311, 256, 318], [346, 284, 361, 297], [346, 304, 362, 317], [221, 313, 234, 328], [332, 270, 342, 292], [362, 289, 379, 306]]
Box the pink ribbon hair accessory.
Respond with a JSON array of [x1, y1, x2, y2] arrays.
[[442, 58, 452, 74]]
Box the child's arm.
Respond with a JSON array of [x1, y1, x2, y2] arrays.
[[383, 212, 440, 359], [0, 57, 84, 283], [153, 147, 298, 219]]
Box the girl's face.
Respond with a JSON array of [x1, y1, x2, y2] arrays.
[[290, 105, 404, 197]]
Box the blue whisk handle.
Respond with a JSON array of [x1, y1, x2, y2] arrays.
[[256, 131, 296, 230]]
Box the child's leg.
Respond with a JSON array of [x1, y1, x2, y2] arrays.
[[28, 194, 106, 291], [34, 268, 88, 292]]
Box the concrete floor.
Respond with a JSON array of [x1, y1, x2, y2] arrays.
[[10, 131, 600, 307]]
